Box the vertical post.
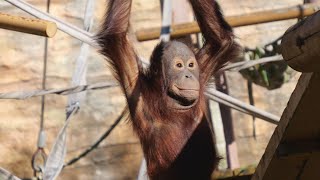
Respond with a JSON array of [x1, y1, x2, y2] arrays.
[[247, 80, 256, 139], [215, 73, 240, 169], [208, 97, 228, 169], [159, 0, 172, 42]]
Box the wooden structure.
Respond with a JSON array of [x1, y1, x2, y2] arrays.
[[282, 11, 320, 72], [252, 10, 320, 180], [136, 3, 320, 41], [0, 12, 57, 37]]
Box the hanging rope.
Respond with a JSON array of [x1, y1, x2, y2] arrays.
[[43, 1, 96, 179], [42, 109, 76, 180]]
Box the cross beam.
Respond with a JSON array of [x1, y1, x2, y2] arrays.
[[0, 12, 57, 37], [136, 3, 320, 41]]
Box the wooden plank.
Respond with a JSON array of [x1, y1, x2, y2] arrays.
[[136, 3, 320, 41], [253, 9, 320, 179], [0, 12, 57, 37], [282, 11, 320, 72], [251, 72, 320, 180]]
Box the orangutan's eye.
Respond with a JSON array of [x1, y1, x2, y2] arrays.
[[176, 63, 183, 68], [189, 63, 194, 68]]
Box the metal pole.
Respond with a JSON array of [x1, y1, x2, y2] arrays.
[[215, 73, 240, 169]]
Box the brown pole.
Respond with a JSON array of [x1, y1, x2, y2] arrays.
[[0, 12, 57, 37], [215, 73, 240, 169], [136, 3, 320, 41]]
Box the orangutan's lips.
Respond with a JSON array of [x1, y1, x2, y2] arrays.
[[168, 91, 196, 107], [174, 85, 199, 92], [168, 86, 198, 107]]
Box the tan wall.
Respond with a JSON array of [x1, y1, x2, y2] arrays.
[[0, 0, 303, 179]]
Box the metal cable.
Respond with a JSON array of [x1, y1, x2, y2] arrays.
[[0, 82, 118, 100], [0, 81, 279, 123], [31, 0, 51, 178], [0, 55, 283, 100], [64, 108, 126, 168], [40, 0, 50, 135]]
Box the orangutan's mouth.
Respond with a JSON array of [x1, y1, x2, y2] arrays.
[[167, 90, 198, 108]]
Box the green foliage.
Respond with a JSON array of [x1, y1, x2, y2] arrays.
[[240, 42, 295, 90]]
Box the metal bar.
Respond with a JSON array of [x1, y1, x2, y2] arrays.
[[206, 89, 280, 125], [221, 55, 283, 72], [215, 73, 240, 169]]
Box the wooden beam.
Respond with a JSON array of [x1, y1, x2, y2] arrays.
[[5, 0, 96, 47], [281, 11, 320, 72], [252, 9, 320, 179], [0, 12, 57, 37], [136, 3, 320, 41], [252, 72, 320, 180]]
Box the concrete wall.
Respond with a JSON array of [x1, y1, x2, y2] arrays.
[[0, 0, 303, 179]]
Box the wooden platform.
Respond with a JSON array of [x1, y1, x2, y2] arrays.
[[251, 8, 320, 180], [252, 73, 320, 180]]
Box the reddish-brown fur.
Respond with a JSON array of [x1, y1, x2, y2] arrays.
[[96, 0, 240, 179]]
